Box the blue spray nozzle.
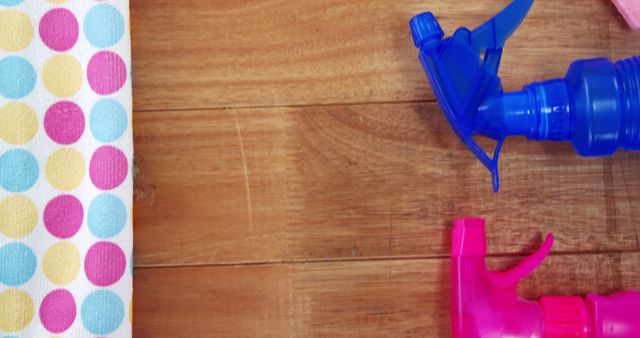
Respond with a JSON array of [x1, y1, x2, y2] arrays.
[[411, 0, 640, 191], [410, 0, 535, 192]]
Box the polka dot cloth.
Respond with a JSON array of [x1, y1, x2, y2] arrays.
[[0, 1, 132, 337]]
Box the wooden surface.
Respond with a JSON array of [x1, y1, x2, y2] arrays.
[[131, 0, 640, 336]]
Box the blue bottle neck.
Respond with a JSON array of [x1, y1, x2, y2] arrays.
[[476, 56, 640, 154], [476, 79, 572, 141]]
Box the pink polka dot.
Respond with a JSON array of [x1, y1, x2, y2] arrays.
[[40, 289, 76, 334], [39, 9, 79, 52], [84, 241, 126, 287], [87, 51, 126, 95], [90, 145, 128, 190], [44, 101, 85, 145], [44, 195, 83, 239]]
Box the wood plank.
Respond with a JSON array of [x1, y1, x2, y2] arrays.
[[133, 103, 640, 266], [133, 252, 640, 337], [130, 0, 640, 111]]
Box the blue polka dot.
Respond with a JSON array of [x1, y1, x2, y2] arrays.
[[0, 243, 36, 286], [0, 0, 22, 6], [0, 57, 36, 99], [81, 290, 124, 335], [90, 99, 128, 142], [84, 4, 125, 48], [0, 149, 38, 192], [88, 194, 127, 238]]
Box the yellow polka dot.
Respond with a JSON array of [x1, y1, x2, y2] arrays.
[[0, 102, 38, 145], [46, 148, 85, 191], [42, 54, 82, 97], [47, 0, 68, 3], [43, 241, 80, 285], [0, 289, 34, 332], [0, 195, 37, 239], [0, 10, 33, 52]]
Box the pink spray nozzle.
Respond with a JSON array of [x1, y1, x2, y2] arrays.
[[452, 218, 486, 257], [453, 217, 553, 284], [451, 218, 640, 338], [452, 218, 549, 338]]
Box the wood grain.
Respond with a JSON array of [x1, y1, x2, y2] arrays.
[[130, 0, 640, 111], [133, 103, 640, 267], [133, 253, 640, 337]]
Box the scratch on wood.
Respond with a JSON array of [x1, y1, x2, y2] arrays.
[[619, 160, 637, 220], [388, 205, 393, 254], [134, 184, 157, 205], [207, 247, 220, 263], [603, 158, 617, 234], [233, 111, 255, 236]]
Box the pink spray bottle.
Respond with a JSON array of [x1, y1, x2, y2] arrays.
[[452, 218, 640, 338]]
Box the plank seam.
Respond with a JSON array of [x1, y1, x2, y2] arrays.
[[133, 248, 640, 270], [133, 98, 439, 114]]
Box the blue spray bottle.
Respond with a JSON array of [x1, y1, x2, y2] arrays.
[[410, 0, 640, 191]]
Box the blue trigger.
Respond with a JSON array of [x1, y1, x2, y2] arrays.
[[491, 137, 506, 192], [470, 0, 534, 52]]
